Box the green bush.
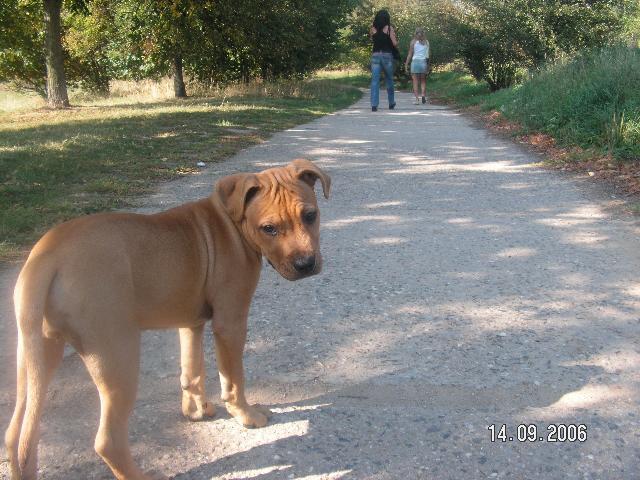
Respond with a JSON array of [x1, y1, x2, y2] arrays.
[[505, 46, 640, 158], [451, 0, 634, 91]]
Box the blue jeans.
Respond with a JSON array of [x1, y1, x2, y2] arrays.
[[370, 53, 395, 108]]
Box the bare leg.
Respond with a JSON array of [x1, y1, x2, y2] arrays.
[[82, 330, 164, 480], [5, 335, 63, 479], [213, 312, 270, 428], [421, 73, 427, 98], [179, 325, 215, 421], [412, 74, 419, 100]]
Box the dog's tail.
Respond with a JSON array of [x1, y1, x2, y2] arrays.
[[4, 254, 57, 479]]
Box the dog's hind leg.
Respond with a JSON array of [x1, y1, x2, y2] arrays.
[[6, 334, 64, 480], [179, 325, 216, 421], [81, 328, 163, 480], [7, 256, 64, 480]]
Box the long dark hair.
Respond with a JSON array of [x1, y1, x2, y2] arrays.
[[373, 9, 391, 31]]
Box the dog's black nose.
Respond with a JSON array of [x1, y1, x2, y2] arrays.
[[293, 255, 316, 273]]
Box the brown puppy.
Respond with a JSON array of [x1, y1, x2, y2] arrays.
[[4, 159, 330, 480]]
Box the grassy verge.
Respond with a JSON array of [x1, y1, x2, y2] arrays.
[[428, 47, 640, 161], [0, 75, 362, 261]]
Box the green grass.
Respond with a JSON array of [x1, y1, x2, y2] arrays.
[[0, 75, 362, 261], [429, 47, 640, 160], [427, 70, 492, 107]]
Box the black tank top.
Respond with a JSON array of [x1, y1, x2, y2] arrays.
[[372, 27, 393, 53]]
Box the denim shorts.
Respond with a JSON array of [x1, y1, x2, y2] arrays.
[[411, 58, 428, 74]]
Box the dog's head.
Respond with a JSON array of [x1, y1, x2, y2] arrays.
[[216, 159, 331, 281]]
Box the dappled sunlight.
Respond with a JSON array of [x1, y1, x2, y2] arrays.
[[218, 465, 292, 479], [589, 304, 639, 322], [529, 384, 634, 418], [437, 143, 477, 151], [622, 283, 640, 298], [294, 470, 353, 479], [307, 147, 366, 156], [320, 325, 408, 383], [152, 131, 178, 138], [366, 236, 408, 245], [499, 181, 535, 190], [395, 304, 429, 315], [559, 272, 592, 287], [386, 111, 439, 116], [270, 403, 332, 414], [446, 217, 474, 224], [537, 205, 607, 229], [434, 302, 539, 333], [567, 349, 640, 375], [559, 231, 609, 248], [326, 138, 372, 144], [495, 247, 537, 259], [194, 419, 310, 456], [395, 154, 444, 165], [446, 271, 489, 281], [0, 144, 26, 153], [537, 217, 596, 228], [385, 160, 533, 174], [323, 214, 404, 229], [364, 200, 407, 209], [442, 218, 512, 235]]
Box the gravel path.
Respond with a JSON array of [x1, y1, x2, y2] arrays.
[[2, 91, 640, 479]]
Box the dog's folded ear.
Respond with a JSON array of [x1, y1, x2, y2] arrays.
[[216, 173, 261, 222], [290, 159, 331, 200]]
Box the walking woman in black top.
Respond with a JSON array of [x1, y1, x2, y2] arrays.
[[370, 9, 398, 111]]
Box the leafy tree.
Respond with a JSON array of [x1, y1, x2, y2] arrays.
[[452, 0, 634, 90], [105, 0, 207, 97], [188, 0, 354, 84], [106, 0, 353, 91], [0, 0, 97, 105], [64, 0, 114, 93], [453, 0, 548, 91], [0, 0, 45, 94]]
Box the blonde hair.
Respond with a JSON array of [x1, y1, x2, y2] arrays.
[[414, 27, 426, 43]]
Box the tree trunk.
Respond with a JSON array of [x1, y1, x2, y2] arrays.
[[173, 54, 187, 98], [43, 0, 69, 108]]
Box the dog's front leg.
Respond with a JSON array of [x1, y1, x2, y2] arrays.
[[212, 309, 271, 428], [179, 325, 216, 421]]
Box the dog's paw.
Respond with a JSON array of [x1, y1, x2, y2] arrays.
[[182, 392, 216, 422], [226, 402, 271, 428]]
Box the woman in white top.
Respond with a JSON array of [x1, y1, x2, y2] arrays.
[[404, 28, 430, 105]]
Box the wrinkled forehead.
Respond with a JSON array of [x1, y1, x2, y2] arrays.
[[251, 167, 317, 218]]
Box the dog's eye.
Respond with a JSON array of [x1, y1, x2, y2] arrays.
[[262, 224, 277, 236], [303, 210, 317, 224]]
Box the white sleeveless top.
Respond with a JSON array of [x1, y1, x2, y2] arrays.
[[412, 41, 429, 60]]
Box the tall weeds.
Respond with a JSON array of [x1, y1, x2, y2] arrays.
[[506, 46, 640, 159]]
